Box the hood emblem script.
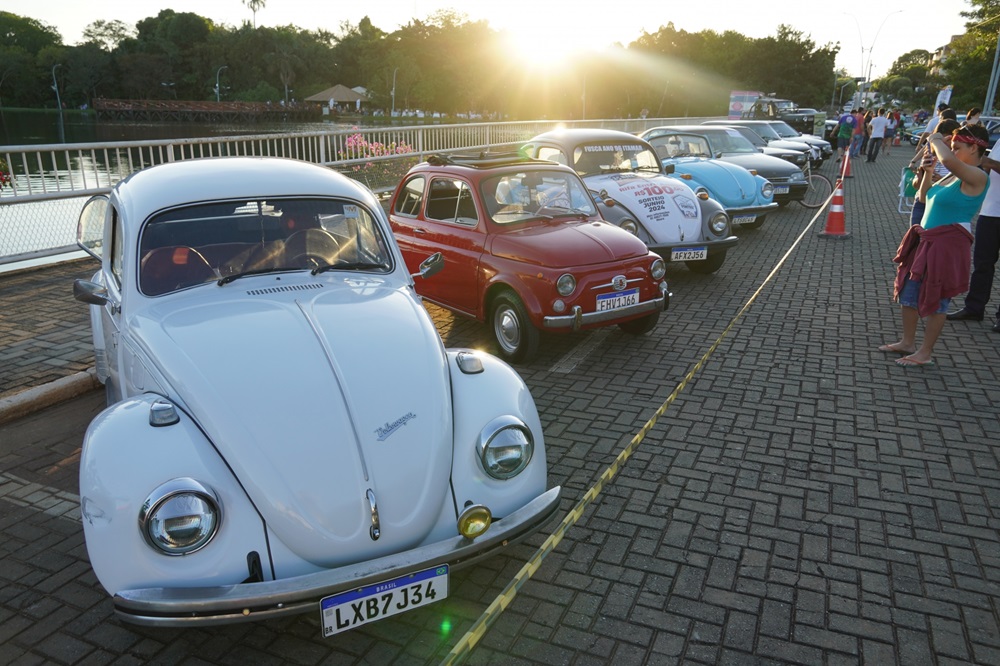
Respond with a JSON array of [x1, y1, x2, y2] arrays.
[[375, 412, 416, 441]]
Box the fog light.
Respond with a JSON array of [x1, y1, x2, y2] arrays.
[[457, 504, 492, 539], [553, 299, 566, 313]]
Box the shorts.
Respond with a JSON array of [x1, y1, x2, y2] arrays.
[[898, 275, 950, 314], [837, 136, 850, 149], [886, 128, 896, 138]]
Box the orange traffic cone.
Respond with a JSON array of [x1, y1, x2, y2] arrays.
[[841, 153, 853, 179], [820, 179, 850, 238]]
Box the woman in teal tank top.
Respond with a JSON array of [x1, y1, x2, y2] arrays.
[[880, 123, 991, 367]]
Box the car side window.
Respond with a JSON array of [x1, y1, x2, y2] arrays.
[[394, 176, 425, 216], [537, 147, 567, 165], [426, 178, 478, 226], [110, 209, 124, 289]]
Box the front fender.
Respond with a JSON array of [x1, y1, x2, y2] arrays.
[[446, 350, 552, 519], [80, 394, 271, 596]]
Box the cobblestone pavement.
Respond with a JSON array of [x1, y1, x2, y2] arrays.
[[2, 152, 1000, 664]]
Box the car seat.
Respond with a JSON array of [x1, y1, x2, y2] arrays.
[[140, 246, 215, 296]]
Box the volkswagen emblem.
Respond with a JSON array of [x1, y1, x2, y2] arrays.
[[612, 275, 628, 291]]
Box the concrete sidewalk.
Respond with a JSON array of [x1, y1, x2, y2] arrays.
[[2, 151, 1000, 663]]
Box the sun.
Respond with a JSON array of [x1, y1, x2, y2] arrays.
[[500, 30, 590, 71]]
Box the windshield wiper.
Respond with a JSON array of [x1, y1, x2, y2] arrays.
[[312, 261, 389, 275], [218, 266, 296, 286]]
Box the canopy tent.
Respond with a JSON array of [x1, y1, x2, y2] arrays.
[[305, 84, 366, 105]]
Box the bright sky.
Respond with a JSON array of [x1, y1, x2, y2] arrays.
[[5, 0, 974, 80]]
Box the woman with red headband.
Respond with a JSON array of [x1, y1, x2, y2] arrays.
[[880, 122, 992, 366]]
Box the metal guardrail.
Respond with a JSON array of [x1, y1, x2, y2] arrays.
[[0, 117, 713, 265]]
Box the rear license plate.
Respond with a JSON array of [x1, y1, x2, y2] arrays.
[[671, 247, 707, 261], [597, 288, 639, 312], [321, 565, 448, 636], [774, 185, 790, 194], [732, 214, 756, 226]]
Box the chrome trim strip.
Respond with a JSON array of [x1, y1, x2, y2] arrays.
[[543, 297, 664, 329], [111, 487, 562, 626]]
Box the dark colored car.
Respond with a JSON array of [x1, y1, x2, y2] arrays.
[[639, 126, 809, 206], [389, 153, 671, 362]]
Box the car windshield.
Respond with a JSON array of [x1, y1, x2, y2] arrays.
[[571, 142, 661, 176], [645, 134, 713, 160], [698, 130, 757, 155], [139, 198, 392, 295], [744, 123, 781, 141], [482, 169, 597, 224], [769, 121, 801, 138], [728, 127, 767, 148]]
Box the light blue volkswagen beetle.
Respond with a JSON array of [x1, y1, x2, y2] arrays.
[[642, 130, 779, 230]]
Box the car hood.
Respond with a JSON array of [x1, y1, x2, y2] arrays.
[[490, 217, 648, 266], [129, 276, 453, 567], [717, 154, 801, 180], [584, 171, 702, 244], [668, 159, 761, 206]]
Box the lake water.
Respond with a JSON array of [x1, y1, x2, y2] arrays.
[[0, 108, 380, 146]]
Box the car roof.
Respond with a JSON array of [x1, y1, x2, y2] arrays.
[[116, 157, 374, 222], [528, 128, 654, 145], [424, 152, 556, 170]]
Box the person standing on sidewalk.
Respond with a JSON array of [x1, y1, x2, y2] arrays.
[[867, 109, 891, 162], [880, 123, 991, 366], [907, 118, 961, 225], [850, 109, 866, 158], [833, 109, 857, 162], [946, 133, 1000, 333]]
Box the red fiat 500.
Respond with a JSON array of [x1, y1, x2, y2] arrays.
[[389, 154, 670, 362]]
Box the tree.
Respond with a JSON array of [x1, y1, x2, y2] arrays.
[[82, 20, 134, 51], [244, 0, 266, 29]]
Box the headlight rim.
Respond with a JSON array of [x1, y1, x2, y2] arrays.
[[556, 273, 577, 297], [709, 211, 729, 235], [477, 415, 534, 480], [139, 477, 222, 556]]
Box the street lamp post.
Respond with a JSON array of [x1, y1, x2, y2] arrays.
[[391, 67, 398, 120], [844, 11, 903, 109], [51, 64, 64, 142], [215, 65, 228, 103]]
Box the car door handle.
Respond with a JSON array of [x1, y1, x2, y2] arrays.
[[414, 228, 427, 234]]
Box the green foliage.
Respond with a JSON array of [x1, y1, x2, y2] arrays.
[[0, 8, 985, 118]]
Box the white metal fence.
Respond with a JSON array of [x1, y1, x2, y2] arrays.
[[0, 117, 712, 265]]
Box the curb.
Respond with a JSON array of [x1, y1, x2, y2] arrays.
[[0, 370, 102, 425]]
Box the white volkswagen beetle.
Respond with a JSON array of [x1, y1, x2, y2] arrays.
[[72, 156, 560, 632]]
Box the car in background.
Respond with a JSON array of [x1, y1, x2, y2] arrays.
[[719, 124, 810, 168], [520, 128, 737, 274], [762, 120, 833, 165], [644, 130, 779, 229], [71, 156, 561, 630], [640, 126, 809, 206], [389, 153, 671, 361], [704, 119, 822, 167]]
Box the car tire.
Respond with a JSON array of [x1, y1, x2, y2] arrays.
[[617, 311, 659, 335], [686, 250, 726, 274], [491, 290, 540, 362], [741, 215, 766, 230]]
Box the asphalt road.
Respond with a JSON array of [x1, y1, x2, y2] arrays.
[[3, 153, 1000, 664]]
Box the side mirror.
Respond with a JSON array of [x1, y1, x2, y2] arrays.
[[74, 279, 109, 306], [413, 252, 444, 279], [662, 163, 675, 175]]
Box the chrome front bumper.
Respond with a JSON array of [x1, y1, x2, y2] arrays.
[[542, 283, 670, 331], [112, 486, 562, 627]]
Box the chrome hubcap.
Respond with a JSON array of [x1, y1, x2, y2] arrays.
[[496, 308, 520, 352]]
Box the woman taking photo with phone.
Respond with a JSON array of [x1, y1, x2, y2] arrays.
[[880, 122, 992, 366]]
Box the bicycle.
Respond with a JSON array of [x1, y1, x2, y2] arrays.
[[797, 161, 833, 209]]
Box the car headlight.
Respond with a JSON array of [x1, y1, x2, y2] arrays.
[[761, 182, 774, 198], [556, 273, 576, 296], [790, 170, 807, 182], [650, 257, 666, 280], [619, 219, 638, 235], [140, 478, 221, 555], [710, 212, 729, 234], [477, 415, 534, 480]]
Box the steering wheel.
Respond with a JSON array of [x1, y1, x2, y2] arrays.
[[291, 252, 330, 269]]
